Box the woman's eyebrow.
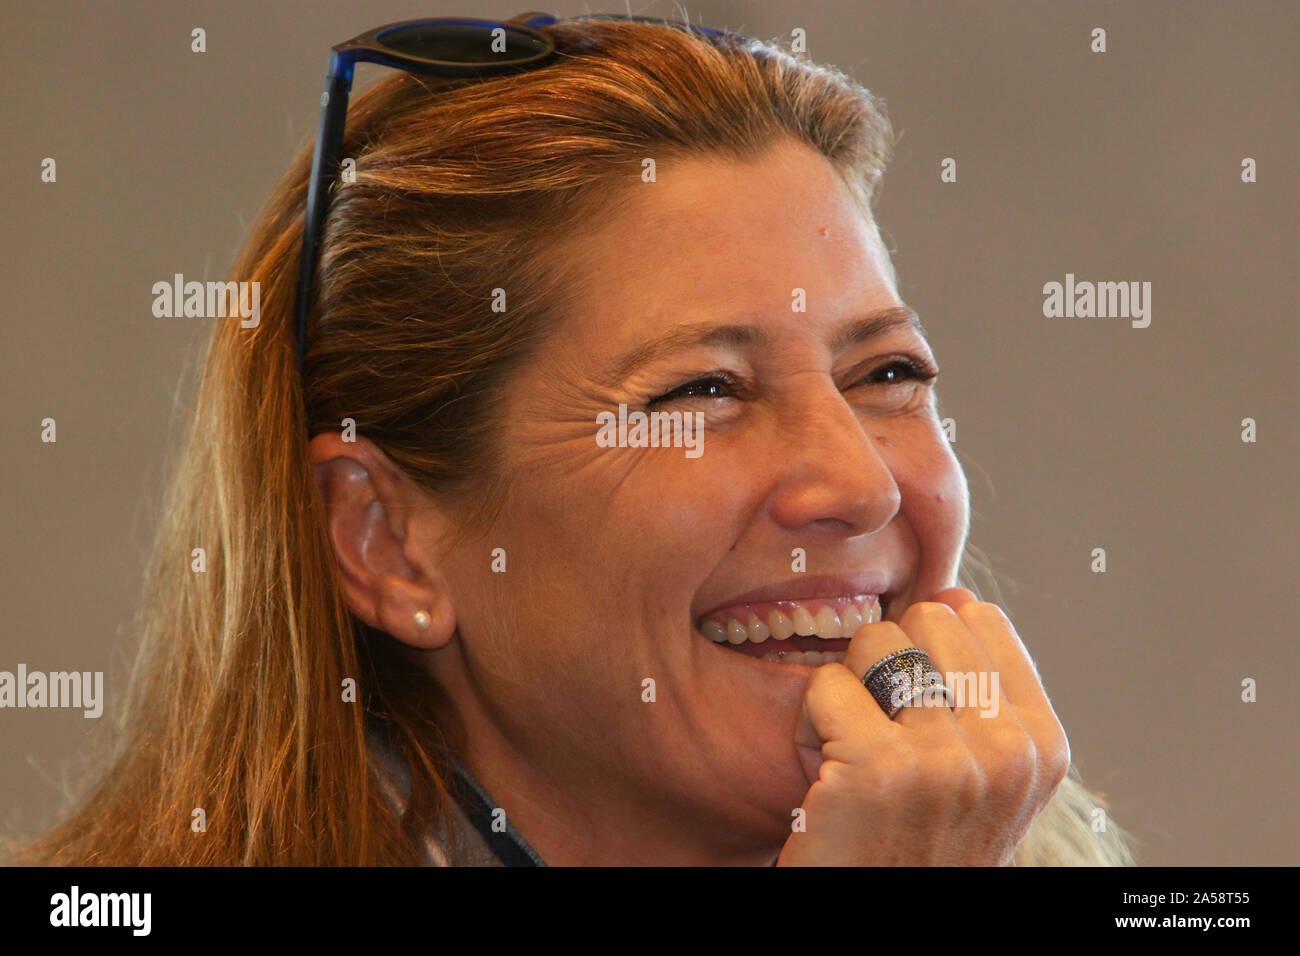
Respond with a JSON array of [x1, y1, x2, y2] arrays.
[[830, 306, 927, 351], [598, 323, 766, 387], [599, 305, 925, 387]]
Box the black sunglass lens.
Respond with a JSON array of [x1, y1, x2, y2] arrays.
[[377, 23, 550, 65]]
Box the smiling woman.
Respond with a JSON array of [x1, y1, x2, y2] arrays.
[[11, 15, 1134, 866]]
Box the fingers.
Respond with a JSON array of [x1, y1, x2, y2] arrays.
[[794, 660, 897, 780], [930, 587, 979, 612], [791, 593, 1071, 862], [795, 606, 976, 776], [950, 601, 1070, 769], [896, 600, 993, 679], [799, 594, 1064, 784], [950, 601, 1050, 711], [844, 615, 960, 731], [849, 596, 1004, 729], [882, 599, 1065, 813]]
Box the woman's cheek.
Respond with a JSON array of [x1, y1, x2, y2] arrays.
[[891, 419, 970, 584]]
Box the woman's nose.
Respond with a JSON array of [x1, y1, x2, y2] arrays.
[[764, 383, 901, 537]]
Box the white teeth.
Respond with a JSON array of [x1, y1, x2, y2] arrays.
[[791, 606, 817, 636], [726, 618, 749, 645], [759, 650, 847, 666], [768, 609, 795, 639], [814, 606, 842, 638], [701, 619, 727, 643], [699, 597, 885, 647]]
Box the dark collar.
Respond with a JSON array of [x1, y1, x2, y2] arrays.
[[449, 757, 547, 867]]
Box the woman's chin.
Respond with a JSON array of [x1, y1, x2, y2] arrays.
[[686, 637, 821, 815]]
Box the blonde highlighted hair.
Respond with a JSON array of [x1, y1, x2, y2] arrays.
[[9, 17, 1133, 865]]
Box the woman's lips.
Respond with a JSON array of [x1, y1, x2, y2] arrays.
[[695, 595, 883, 660]]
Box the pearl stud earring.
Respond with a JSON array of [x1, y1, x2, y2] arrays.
[[413, 610, 431, 629]]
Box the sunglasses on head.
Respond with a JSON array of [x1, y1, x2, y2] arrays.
[[291, 12, 750, 383]]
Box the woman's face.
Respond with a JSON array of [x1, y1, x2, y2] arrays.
[[429, 137, 970, 862]]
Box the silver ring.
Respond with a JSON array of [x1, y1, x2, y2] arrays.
[[862, 647, 954, 719]]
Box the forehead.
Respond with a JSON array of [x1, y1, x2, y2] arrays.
[[554, 138, 900, 347]]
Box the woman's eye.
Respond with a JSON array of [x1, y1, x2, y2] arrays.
[[646, 360, 935, 406], [857, 358, 939, 387], [648, 374, 740, 405]]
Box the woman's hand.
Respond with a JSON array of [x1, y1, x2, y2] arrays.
[[776, 588, 1071, 866]]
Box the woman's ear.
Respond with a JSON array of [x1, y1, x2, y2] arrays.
[[309, 431, 457, 651]]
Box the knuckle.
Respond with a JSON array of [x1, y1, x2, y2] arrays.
[[982, 727, 1039, 797], [847, 622, 910, 665], [807, 661, 859, 702], [805, 662, 841, 695], [1040, 734, 1072, 788], [818, 756, 858, 793], [899, 601, 957, 632], [857, 620, 907, 644], [957, 600, 1010, 628]]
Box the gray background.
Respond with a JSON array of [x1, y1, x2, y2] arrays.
[[2, 0, 1296, 865]]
